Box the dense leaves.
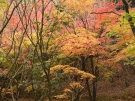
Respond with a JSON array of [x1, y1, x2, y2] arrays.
[[0, 0, 135, 101]]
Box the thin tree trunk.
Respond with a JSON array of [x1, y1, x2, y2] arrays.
[[90, 56, 97, 101], [10, 85, 15, 101], [46, 74, 52, 101], [86, 78, 93, 101], [122, 0, 135, 35], [81, 56, 93, 101]]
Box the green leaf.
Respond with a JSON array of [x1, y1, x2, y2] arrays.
[[63, 22, 69, 26], [0, 49, 6, 63]]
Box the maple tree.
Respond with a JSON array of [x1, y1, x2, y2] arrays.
[[93, 0, 135, 88], [48, 65, 95, 101]]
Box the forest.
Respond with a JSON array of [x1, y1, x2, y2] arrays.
[[0, 0, 135, 101]]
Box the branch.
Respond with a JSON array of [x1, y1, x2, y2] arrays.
[[0, 0, 23, 35], [90, 11, 122, 16]]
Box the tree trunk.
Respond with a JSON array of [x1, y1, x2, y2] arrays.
[[46, 74, 52, 101], [86, 78, 93, 101], [72, 92, 80, 101], [90, 56, 98, 101], [122, 0, 135, 35], [81, 56, 93, 101]]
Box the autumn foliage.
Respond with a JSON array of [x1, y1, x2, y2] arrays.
[[0, 0, 135, 101]]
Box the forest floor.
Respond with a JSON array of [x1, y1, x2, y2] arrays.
[[3, 65, 135, 101]]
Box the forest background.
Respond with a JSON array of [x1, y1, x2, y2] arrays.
[[0, 0, 135, 101]]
